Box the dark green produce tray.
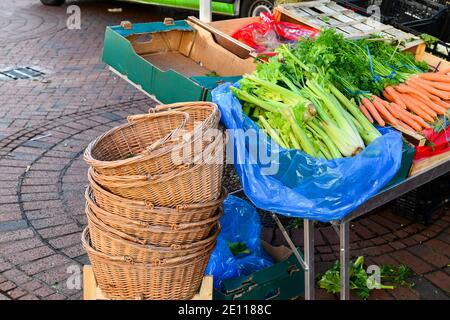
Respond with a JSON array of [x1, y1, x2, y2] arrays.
[[213, 248, 304, 300], [384, 141, 416, 189]]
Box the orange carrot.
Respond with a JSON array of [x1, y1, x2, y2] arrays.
[[396, 120, 418, 133], [382, 90, 394, 102], [400, 94, 434, 122], [406, 81, 441, 102], [436, 100, 450, 109], [418, 79, 450, 92], [409, 93, 447, 115], [418, 73, 450, 82], [389, 103, 422, 131], [372, 96, 399, 125], [437, 66, 450, 74], [359, 105, 373, 123], [361, 97, 385, 126], [385, 86, 407, 109], [409, 113, 431, 129], [395, 84, 431, 101], [409, 77, 450, 100], [403, 94, 437, 118], [379, 98, 401, 118]]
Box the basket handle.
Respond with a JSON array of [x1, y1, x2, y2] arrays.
[[145, 131, 225, 184], [148, 101, 218, 113], [127, 111, 190, 154]]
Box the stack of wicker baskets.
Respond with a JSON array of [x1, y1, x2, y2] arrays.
[[81, 102, 225, 300]]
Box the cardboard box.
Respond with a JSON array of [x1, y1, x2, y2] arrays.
[[102, 18, 255, 103], [213, 241, 305, 300]]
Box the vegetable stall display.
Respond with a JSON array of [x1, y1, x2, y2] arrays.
[[231, 29, 449, 158]]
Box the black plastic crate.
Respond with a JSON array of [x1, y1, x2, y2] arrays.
[[339, 0, 449, 41], [394, 173, 450, 225]]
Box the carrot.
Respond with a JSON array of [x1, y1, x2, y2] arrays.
[[403, 93, 437, 118], [435, 100, 450, 109], [406, 80, 441, 102], [372, 96, 399, 125], [382, 90, 394, 102], [385, 86, 407, 109], [400, 94, 434, 122], [396, 119, 418, 133], [418, 79, 450, 92], [409, 113, 431, 129], [418, 73, 450, 83], [409, 93, 447, 115], [379, 99, 401, 118], [359, 105, 373, 123], [361, 97, 385, 126], [395, 84, 431, 101], [409, 77, 450, 100], [389, 103, 423, 131], [437, 66, 450, 75]]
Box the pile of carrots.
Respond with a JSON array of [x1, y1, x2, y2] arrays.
[[359, 68, 450, 133]]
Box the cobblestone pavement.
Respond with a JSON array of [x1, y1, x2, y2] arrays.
[[0, 0, 449, 300]]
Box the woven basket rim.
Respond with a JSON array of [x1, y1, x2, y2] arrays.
[[85, 204, 221, 245], [83, 110, 190, 168], [87, 214, 220, 252], [82, 227, 214, 268], [87, 169, 227, 212], [85, 103, 220, 171], [85, 189, 223, 231], [89, 131, 225, 188]]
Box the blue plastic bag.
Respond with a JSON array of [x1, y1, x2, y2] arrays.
[[212, 83, 403, 222], [205, 195, 273, 290]]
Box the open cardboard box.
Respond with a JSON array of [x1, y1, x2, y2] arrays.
[[102, 18, 256, 103]]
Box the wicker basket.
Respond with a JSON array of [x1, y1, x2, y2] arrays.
[[82, 228, 213, 300], [85, 102, 220, 177], [90, 131, 225, 207], [85, 202, 222, 245], [146, 102, 220, 132], [87, 210, 219, 263], [87, 172, 227, 226]]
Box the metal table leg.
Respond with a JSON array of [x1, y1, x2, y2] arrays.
[[304, 219, 315, 300], [339, 221, 350, 300], [270, 214, 315, 300]]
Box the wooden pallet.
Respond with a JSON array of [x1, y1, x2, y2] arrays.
[[275, 1, 424, 54], [83, 265, 213, 300], [410, 149, 450, 176]]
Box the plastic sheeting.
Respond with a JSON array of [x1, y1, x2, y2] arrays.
[[212, 83, 403, 222], [205, 195, 273, 290]]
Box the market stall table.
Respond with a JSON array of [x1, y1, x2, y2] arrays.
[[272, 153, 450, 300]]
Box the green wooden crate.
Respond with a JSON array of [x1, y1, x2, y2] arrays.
[[213, 247, 305, 300]]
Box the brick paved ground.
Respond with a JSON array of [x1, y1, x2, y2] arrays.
[[0, 0, 449, 300]]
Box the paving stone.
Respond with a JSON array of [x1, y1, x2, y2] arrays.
[[7, 246, 54, 265], [20, 255, 72, 276], [424, 271, 450, 293], [0, 228, 34, 243], [2, 269, 32, 285], [407, 244, 449, 268], [391, 250, 434, 275], [18, 294, 39, 300], [7, 287, 27, 299], [390, 286, 420, 300], [0, 220, 28, 232], [33, 286, 55, 298], [38, 223, 82, 239], [0, 281, 16, 292], [0, 293, 11, 300]]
